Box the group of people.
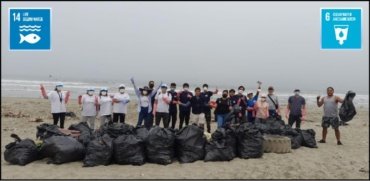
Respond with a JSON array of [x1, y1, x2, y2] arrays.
[[39, 80, 345, 145]]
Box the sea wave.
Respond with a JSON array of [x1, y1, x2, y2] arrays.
[[19, 29, 41, 32], [19, 25, 41, 28]]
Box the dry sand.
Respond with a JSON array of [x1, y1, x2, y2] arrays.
[[1, 97, 369, 179]]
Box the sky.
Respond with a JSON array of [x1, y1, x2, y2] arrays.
[[1, 1, 369, 94]]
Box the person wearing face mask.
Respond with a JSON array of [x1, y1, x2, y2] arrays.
[[228, 89, 238, 108], [112, 84, 130, 123], [168, 83, 179, 129], [97, 87, 113, 128], [148, 80, 156, 120], [317, 87, 344, 145], [190, 87, 206, 129], [235, 85, 248, 122], [266, 86, 280, 119], [254, 94, 270, 123], [200, 84, 218, 133], [285, 89, 306, 129], [153, 84, 172, 128], [131, 77, 162, 129], [79, 87, 98, 130], [246, 82, 261, 123], [40, 82, 71, 128], [178, 83, 193, 129], [214, 90, 231, 128]]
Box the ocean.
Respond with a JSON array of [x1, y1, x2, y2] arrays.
[[1, 79, 369, 108]]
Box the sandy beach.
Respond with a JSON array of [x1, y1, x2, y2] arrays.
[[1, 97, 369, 179]]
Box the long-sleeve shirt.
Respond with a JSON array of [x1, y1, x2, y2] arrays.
[[132, 80, 161, 113], [168, 90, 179, 113], [178, 91, 193, 112]]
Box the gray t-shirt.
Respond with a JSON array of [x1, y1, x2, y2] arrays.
[[266, 94, 279, 110], [288, 95, 306, 116]]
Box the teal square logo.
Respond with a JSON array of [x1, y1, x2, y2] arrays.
[[321, 8, 362, 50], [9, 8, 51, 50]]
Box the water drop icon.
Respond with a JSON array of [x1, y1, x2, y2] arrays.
[[339, 31, 344, 38]]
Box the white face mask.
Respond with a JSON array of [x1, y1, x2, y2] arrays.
[[183, 87, 189, 91], [238, 89, 244, 94], [101, 91, 107, 96], [88, 91, 94, 96], [119, 89, 125, 93], [56, 86, 62, 91], [170, 87, 176, 91], [143, 90, 148, 95], [294, 92, 300, 96], [203, 87, 208, 91], [261, 98, 266, 102]]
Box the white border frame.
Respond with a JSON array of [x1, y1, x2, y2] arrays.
[[320, 7, 363, 51], [8, 7, 52, 51]]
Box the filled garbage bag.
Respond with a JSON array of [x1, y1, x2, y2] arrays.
[[36, 123, 66, 140], [175, 125, 206, 163], [40, 136, 85, 164], [146, 126, 175, 165], [339, 91, 357, 123], [236, 123, 264, 159], [204, 128, 236, 162], [281, 126, 303, 149], [301, 129, 318, 148], [68, 122, 93, 146], [83, 134, 113, 167], [113, 134, 146, 165], [134, 126, 149, 142], [99, 123, 134, 138], [4, 134, 39, 166], [255, 118, 285, 135]]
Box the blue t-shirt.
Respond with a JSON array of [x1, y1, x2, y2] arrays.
[[246, 95, 259, 111], [288, 95, 306, 116]]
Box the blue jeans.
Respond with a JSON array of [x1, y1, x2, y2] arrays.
[[247, 111, 255, 123], [137, 107, 150, 127], [216, 114, 227, 128]]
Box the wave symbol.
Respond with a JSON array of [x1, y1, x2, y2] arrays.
[[19, 25, 41, 28], [19, 29, 41, 32]]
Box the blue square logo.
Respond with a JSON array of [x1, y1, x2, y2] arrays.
[[321, 8, 362, 50], [9, 8, 51, 50]]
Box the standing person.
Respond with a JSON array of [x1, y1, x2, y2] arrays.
[[148, 80, 156, 123], [200, 84, 218, 133], [79, 87, 98, 130], [178, 83, 193, 129], [112, 84, 130, 123], [236, 85, 248, 122], [131, 77, 162, 129], [266, 86, 280, 118], [153, 84, 172, 128], [97, 87, 113, 128], [285, 89, 306, 128], [40, 82, 71, 128], [246, 82, 261, 123], [214, 90, 230, 128], [317, 87, 344, 145], [228, 89, 238, 108], [168, 83, 179, 129], [254, 94, 270, 123], [190, 87, 206, 129]]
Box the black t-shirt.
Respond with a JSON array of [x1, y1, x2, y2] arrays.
[[215, 98, 230, 114], [191, 96, 204, 114], [200, 91, 213, 112], [179, 91, 193, 112], [168, 90, 178, 112]]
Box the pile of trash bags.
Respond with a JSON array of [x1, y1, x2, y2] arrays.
[[5, 119, 318, 166]]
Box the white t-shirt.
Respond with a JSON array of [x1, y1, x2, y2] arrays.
[[113, 93, 130, 114], [98, 96, 113, 116], [140, 96, 150, 108], [155, 92, 172, 113], [81, 94, 97, 116], [47, 91, 67, 113]]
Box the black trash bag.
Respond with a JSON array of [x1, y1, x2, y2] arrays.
[[68, 122, 94, 146], [261, 118, 285, 135], [113, 134, 146, 165], [285, 128, 303, 149], [146, 126, 175, 165], [339, 91, 357, 123], [4, 134, 39, 166], [134, 126, 149, 142], [83, 134, 113, 167], [40, 136, 85, 164], [281, 125, 299, 137], [36, 123, 66, 140], [204, 128, 236, 162], [100, 123, 134, 138], [301, 129, 318, 148], [226, 127, 238, 156], [175, 125, 206, 163], [236, 123, 264, 159]]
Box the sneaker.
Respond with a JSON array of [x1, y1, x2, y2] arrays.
[[318, 140, 326, 143], [337, 141, 343, 145]]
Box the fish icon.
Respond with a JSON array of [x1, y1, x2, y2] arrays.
[[19, 33, 41, 44]]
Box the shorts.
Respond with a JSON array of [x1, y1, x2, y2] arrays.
[[322, 116, 339, 129]]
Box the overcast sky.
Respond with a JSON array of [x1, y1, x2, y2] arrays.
[[1, 1, 369, 93]]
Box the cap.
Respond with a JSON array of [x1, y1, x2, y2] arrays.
[[55, 82, 64, 87], [161, 83, 168, 88], [247, 91, 253, 95], [119, 84, 126, 89], [100, 87, 108, 91], [87, 87, 95, 91]]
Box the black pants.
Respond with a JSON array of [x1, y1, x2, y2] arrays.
[[288, 114, 301, 128], [179, 111, 191, 129], [169, 110, 177, 129], [204, 110, 212, 133], [113, 113, 126, 123], [52, 113, 66, 128], [155, 112, 170, 128]]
